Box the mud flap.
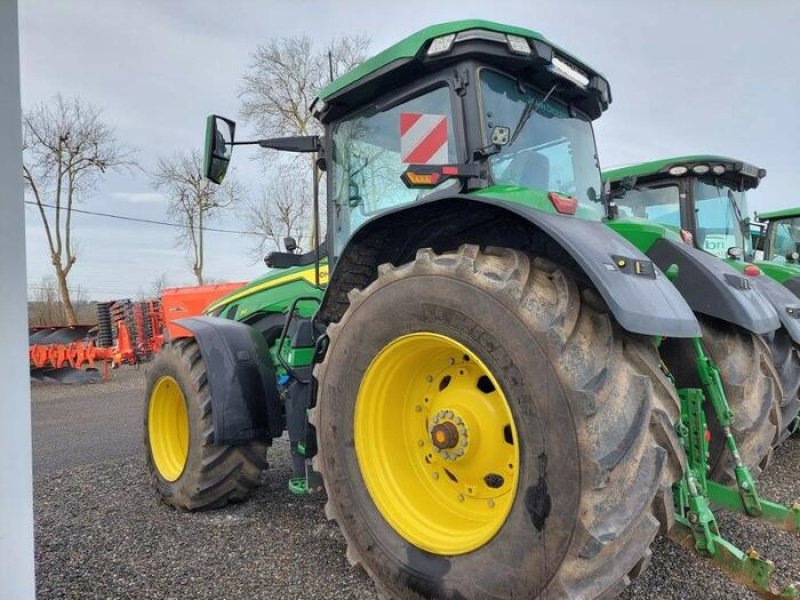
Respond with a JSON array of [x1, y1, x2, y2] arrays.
[[174, 316, 283, 444]]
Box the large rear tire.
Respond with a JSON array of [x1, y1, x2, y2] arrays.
[[662, 317, 780, 482], [762, 327, 800, 444], [313, 245, 684, 600], [144, 338, 269, 511]]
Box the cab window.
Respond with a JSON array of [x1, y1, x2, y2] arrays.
[[330, 85, 457, 255]]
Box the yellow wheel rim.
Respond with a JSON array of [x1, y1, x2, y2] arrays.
[[355, 332, 519, 555], [148, 375, 190, 482]]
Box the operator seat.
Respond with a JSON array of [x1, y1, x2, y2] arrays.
[[504, 150, 550, 191]]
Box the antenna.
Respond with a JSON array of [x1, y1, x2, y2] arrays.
[[328, 50, 334, 83]]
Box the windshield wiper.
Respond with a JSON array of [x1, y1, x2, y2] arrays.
[[725, 188, 747, 238], [507, 83, 559, 148]]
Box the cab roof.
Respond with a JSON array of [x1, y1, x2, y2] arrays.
[[757, 207, 800, 221], [315, 20, 611, 122], [603, 154, 766, 190]]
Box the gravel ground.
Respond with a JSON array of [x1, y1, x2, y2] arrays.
[[33, 369, 800, 599], [31, 367, 146, 475]]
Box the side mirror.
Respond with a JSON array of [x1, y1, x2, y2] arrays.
[[284, 236, 298, 253], [203, 115, 235, 184]]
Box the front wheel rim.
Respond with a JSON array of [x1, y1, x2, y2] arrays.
[[148, 375, 190, 482], [355, 332, 520, 555]]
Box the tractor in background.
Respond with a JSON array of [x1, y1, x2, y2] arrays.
[[604, 156, 800, 446], [143, 22, 800, 599]]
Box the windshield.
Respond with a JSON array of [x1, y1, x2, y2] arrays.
[[479, 69, 602, 207], [614, 184, 682, 229], [693, 180, 751, 259], [767, 217, 800, 263]]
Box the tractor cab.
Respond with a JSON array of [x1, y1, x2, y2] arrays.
[[756, 207, 800, 264], [205, 20, 614, 273], [605, 157, 800, 300], [605, 155, 764, 262]]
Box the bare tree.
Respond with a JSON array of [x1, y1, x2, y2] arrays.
[[244, 164, 312, 262], [151, 150, 241, 285], [239, 35, 369, 249], [28, 276, 94, 327], [22, 95, 133, 324]]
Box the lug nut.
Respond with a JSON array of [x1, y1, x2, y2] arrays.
[[417, 440, 424, 447], [415, 405, 422, 412], [457, 494, 464, 502], [432, 472, 439, 480], [488, 499, 495, 508]]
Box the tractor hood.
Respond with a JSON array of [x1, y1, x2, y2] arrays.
[[206, 262, 328, 320]]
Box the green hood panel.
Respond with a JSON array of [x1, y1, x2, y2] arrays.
[[206, 262, 328, 321]]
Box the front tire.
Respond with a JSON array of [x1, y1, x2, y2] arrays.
[[144, 338, 269, 511], [313, 245, 684, 599]]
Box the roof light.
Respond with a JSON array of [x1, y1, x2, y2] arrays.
[[427, 34, 456, 56], [548, 55, 589, 88], [505, 34, 531, 55], [669, 166, 688, 176], [712, 165, 726, 175], [548, 192, 578, 215], [693, 164, 710, 174]]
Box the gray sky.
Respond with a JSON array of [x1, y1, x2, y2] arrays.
[[19, 0, 800, 300]]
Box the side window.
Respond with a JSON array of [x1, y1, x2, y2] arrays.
[[615, 185, 681, 228], [331, 86, 457, 254]]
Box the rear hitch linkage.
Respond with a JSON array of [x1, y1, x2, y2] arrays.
[[669, 338, 800, 598]]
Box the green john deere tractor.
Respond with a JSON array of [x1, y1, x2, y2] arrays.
[[753, 206, 800, 291], [604, 156, 800, 446], [144, 22, 800, 599]]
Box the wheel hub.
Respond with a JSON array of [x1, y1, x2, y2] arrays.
[[429, 410, 469, 459], [354, 332, 519, 555]]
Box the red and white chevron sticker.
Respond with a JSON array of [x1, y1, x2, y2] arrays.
[[400, 113, 449, 164]]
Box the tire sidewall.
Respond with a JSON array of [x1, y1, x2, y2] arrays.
[[318, 275, 581, 598], [143, 341, 202, 503]]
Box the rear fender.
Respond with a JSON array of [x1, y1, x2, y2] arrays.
[[647, 239, 780, 335], [321, 196, 700, 338], [747, 274, 800, 344], [174, 316, 283, 444]]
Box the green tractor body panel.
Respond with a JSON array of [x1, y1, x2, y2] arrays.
[[605, 217, 682, 253], [206, 262, 327, 322], [471, 185, 605, 221]]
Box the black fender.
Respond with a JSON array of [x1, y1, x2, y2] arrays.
[[174, 316, 283, 444], [321, 196, 700, 338], [783, 276, 800, 300], [748, 273, 800, 344], [647, 239, 779, 335]]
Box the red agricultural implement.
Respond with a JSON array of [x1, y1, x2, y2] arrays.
[[29, 281, 245, 383]]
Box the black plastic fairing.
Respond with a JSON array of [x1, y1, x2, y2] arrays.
[[747, 273, 800, 344], [321, 195, 700, 338], [173, 316, 283, 444], [646, 239, 779, 335], [504, 206, 700, 337]]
